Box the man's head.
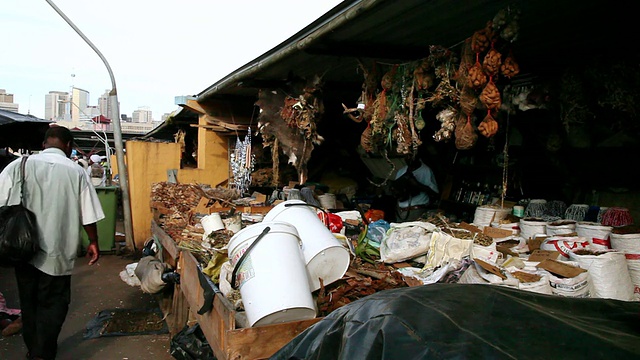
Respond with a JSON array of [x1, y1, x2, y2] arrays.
[[43, 126, 75, 158]]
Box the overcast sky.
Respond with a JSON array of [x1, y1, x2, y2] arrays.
[[1, 0, 343, 120]]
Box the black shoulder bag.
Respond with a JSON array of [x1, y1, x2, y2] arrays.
[[0, 156, 41, 267]]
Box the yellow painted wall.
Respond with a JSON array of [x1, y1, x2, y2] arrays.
[[118, 122, 230, 249], [178, 115, 229, 186], [126, 141, 181, 249]]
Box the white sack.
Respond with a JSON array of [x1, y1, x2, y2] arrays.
[[568, 250, 635, 301], [380, 221, 437, 263], [134, 256, 168, 294], [424, 231, 473, 271]]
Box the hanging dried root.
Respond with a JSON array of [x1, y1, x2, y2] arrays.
[[500, 52, 520, 79], [470, 22, 494, 53], [480, 80, 502, 110], [342, 103, 364, 123], [478, 111, 499, 138], [468, 61, 487, 89], [483, 48, 502, 77]]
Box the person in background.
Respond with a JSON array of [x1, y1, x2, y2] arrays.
[[0, 126, 105, 360], [88, 154, 106, 187], [390, 156, 439, 222]]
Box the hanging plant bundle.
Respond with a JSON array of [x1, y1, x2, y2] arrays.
[[478, 111, 499, 138], [454, 114, 478, 150], [483, 48, 502, 77], [468, 60, 488, 89], [500, 52, 520, 79], [413, 59, 434, 91], [361, 126, 374, 153], [480, 80, 502, 110], [433, 107, 457, 142], [459, 86, 478, 116], [255, 75, 324, 184], [470, 22, 494, 53], [454, 39, 474, 84], [394, 113, 412, 155]]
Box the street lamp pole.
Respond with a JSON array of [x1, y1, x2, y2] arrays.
[[45, 0, 136, 253]]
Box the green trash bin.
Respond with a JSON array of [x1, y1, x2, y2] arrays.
[[81, 186, 119, 253]]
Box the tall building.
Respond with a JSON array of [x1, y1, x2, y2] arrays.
[[44, 91, 70, 121], [132, 106, 152, 123], [0, 89, 19, 112], [71, 87, 89, 121], [98, 89, 119, 120]]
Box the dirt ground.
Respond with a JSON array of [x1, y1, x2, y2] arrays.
[[0, 253, 175, 360]]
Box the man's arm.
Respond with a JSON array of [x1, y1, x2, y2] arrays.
[[83, 223, 100, 265]]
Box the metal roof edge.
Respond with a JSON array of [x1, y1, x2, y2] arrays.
[[196, 0, 380, 102]]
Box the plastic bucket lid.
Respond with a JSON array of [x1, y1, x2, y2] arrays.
[[228, 221, 316, 327], [263, 200, 350, 291]]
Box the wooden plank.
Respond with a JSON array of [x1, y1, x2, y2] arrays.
[[168, 283, 189, 336], [180, 250, 231, 360], [151, 219, 180, 261], [190, 123, 231, 132], [225, 318, 322, 359]]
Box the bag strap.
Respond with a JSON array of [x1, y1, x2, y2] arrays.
[[20, 156, 28, 205]]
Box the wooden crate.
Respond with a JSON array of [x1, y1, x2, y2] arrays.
[[151, 220, 321, 359], [180, 251, 321, 359]]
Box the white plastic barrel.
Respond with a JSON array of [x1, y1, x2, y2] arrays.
[[263, 200, 350, 291], [228, 221, 316, 327]]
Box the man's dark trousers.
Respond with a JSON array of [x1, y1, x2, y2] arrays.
[[15, 263, 71, 360]]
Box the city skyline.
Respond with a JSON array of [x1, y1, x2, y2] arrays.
[[1, 0, 343, 122]]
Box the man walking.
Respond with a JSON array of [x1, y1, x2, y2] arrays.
[[0, 126, 104, 360]]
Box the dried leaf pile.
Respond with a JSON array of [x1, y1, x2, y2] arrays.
[[150, 182, 240, 244], [316, 259, 409, 317]]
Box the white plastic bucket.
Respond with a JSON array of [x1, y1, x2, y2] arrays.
[[318, 193, 337, 209], [610, 231, 640, 299], [263, 200, 350, 291], [519, 218, 548, 240], [576, 222, 612, 250], [546, 220, 577, 236], [228, 221, 316, 327], [201, 212, 224, 234]]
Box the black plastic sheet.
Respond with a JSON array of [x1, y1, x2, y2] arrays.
[[271, 284, 640, 359], [170, 323, 216, 360]]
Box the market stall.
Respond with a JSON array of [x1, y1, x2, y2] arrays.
[[132, 1, 640, 358]]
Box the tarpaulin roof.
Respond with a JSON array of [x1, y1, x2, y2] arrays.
[[0, 109, 51, 150], [271, 284, 640, 359]]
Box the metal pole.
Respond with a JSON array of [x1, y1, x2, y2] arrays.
[[45, 0, 136, 252]]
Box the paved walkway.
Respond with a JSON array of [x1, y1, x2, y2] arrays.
[[0, 254, 175, 360]]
